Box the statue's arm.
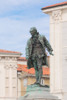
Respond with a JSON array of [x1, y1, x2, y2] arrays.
[[43, 36, 53, 55]]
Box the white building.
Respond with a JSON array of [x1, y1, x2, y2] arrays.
[[0, 49, 21, 100], [42, 1, 67, 100]]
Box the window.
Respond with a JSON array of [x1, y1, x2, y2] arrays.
[[23, 78, 27, 87], [41, 79, 44, 85]]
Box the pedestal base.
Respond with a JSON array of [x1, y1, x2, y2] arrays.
[[18, 84, 60, 100]]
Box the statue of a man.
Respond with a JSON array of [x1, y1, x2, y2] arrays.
[[26, 27, 53, 85]]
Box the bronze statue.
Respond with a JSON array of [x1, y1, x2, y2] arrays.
[[26, 27, 53, 85]]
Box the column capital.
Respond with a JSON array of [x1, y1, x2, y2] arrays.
[[52, 10, 62, 22]]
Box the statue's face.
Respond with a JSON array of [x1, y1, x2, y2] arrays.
[[30, 30, 36, 36], [30, 27, 38, 37]]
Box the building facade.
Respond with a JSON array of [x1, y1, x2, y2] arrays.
[[42, 1, 67, 100], [0, 49, 21, 100]]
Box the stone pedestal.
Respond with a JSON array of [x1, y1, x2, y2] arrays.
[[18, 84, 60, 100]]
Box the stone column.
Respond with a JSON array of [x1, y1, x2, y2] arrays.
[[42, 4, 67, 100], [0, 52, 21, 100]]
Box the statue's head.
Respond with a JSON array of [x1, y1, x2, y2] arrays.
[[29, 27, 38, 36]]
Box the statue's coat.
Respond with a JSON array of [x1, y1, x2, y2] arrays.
[[26, 35, 53, 69]]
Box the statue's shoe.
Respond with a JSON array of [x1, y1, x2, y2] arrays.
[[39, 83, 49, 88], [30, 82, 40, 85]]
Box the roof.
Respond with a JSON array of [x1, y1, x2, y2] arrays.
[[18, 57, 27, 61], [0, 49, 21, 54], [42, 1, 67, 10], [17, 64, 50, 75]]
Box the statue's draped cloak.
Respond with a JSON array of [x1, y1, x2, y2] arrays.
[[26, 35, 53, 69]]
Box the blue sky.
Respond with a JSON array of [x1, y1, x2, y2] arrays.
[[0, 0, 66, 57]]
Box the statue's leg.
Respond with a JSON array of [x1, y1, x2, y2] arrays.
[[38, 67, 42, 84], [37, 58, 43, 84], [33, 58, 39, 84]]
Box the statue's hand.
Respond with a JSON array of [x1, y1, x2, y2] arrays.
[[49, 51, 54, 56]]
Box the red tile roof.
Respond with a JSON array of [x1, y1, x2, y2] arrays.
[[0, 49, 21, 54], [18, 57, 27, 61], [17, 64, 50, 75], [42, 2, 67, 10]]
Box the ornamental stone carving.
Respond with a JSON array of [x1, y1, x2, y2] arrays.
[[52, 10, 62, 21], [4, 63, 17, 69], [5, 57, 10, 60], [5, 57, 17, 61], [12, 57, 17, 61], [0, 57, 4, 61], [4, 65, 9, 69], [0, 57, 17, 61]]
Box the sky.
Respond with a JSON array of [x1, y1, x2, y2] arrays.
[[0, 0, 66, 57]]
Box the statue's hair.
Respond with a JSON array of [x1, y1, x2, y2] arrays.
[[30, 27, 37, 32]]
